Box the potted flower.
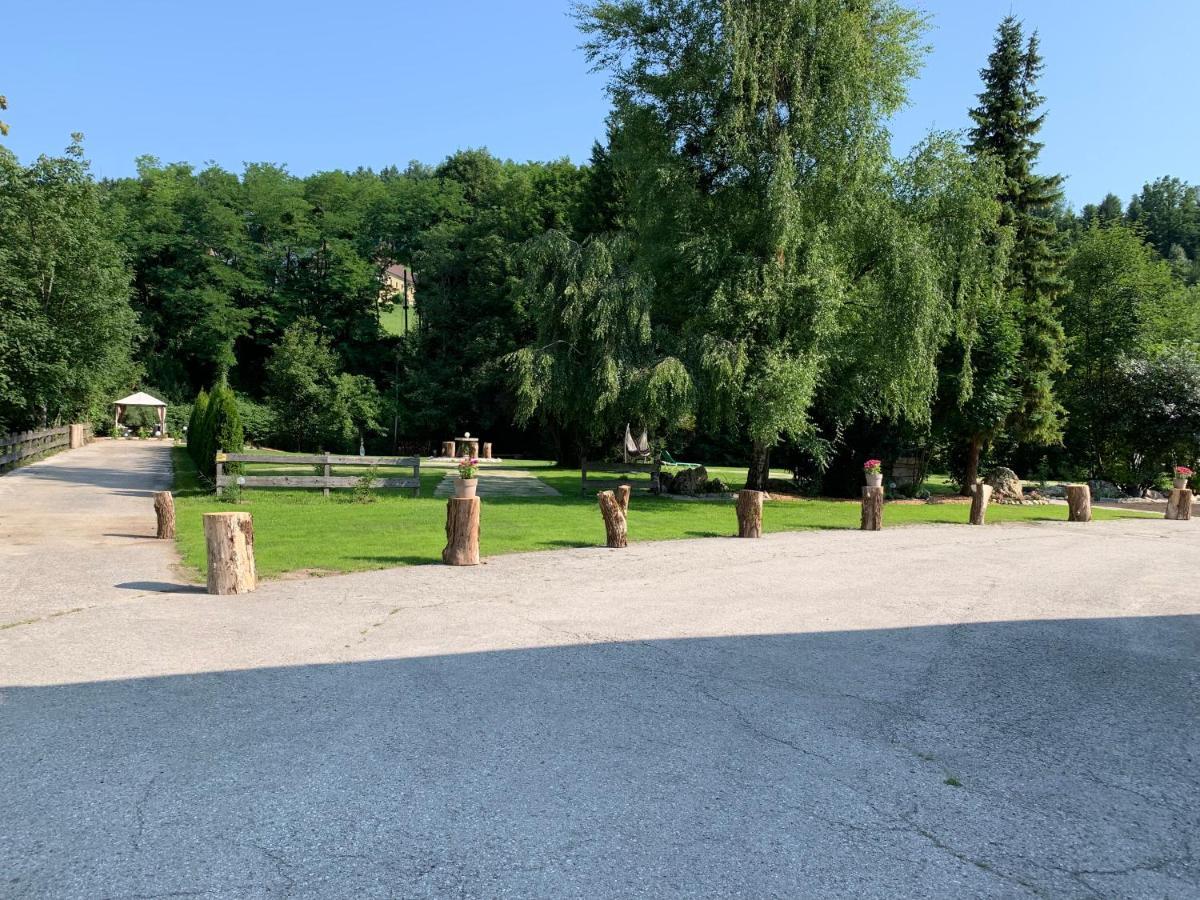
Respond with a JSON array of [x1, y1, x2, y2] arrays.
[[455, 456, 480, 499], [863, 458, 883, 489], [1173, 466, 1194, 490]]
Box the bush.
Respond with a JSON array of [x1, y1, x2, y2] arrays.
[[202, 383, 244, 479], [236, 396, 276, 447], [187, 388, 210, 467]]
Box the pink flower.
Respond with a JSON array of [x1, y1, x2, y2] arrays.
[[863, 458, 882, 473], [1176, 466, 1194, 477]]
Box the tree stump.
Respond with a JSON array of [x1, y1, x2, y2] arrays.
[[861, 486, 884, 531], [481, 441, 493, 459], [442, 497, 481, 565], [1166, 488, 1194, 521], [735, 489, 764, 538], [153, 491, 175, 539], [968, 483, 992, 526], [203, 512, 257, 595], [1066, 484, 1092, 522], [597, 490, 628, 548], [441, 440, 455, 458], [615, 483, 631, 514], [69, 423, 86, 449]]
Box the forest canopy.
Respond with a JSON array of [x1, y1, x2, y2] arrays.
[[1, 4, 1198, 493]]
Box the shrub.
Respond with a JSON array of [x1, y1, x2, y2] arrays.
[[187, 388, 209, 467]]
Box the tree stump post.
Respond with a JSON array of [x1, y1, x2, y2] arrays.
[[861, 486, 884, 531], [597, 490, 628, 548], [442, 497, 481, 565], [69, 423, 86, 449], [968, 483, 992, 526], [441, 441, 455, 458], [615, 483, 631, 514], [203, 512, 257, 595], [153, 491, 175, 539], [1166, 488, 1194, 521], [735, 489, 764, 538], [1066, 484, 1092, 522], [481, 441, 493, 460]]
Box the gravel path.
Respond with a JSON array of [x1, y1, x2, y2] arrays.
[[2, 442, 1198, 898]]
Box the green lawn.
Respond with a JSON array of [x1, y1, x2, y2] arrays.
[[171, 448, 1152, 582], [378, 304, 418, 336]]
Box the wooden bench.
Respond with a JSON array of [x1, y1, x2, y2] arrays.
[[216, 452, 421, 497], [580, 458, 662, 496]]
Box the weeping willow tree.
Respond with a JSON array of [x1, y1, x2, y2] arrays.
[[578, 0, 1007, 488], [505, 231, 693, 463]]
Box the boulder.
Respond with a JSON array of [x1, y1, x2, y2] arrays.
[[669, 466, 708, 495], [1144, 488, 1166, 501], [984, 467, 1023, 499]]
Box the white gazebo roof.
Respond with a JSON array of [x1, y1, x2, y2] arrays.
[[114, 391, 167, 407]]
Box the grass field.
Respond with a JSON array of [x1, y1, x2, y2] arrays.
[[171, 448, 1151, 581], [378, 303, 417, 336]]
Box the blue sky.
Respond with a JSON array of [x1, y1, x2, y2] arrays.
[[4, 0, 1196, 208]]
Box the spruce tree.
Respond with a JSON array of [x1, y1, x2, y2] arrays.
[[969, 16, 1067, 448]]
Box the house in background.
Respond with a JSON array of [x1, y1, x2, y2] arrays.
[[381, 263, 417, 308]]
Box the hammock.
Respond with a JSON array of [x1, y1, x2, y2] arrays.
[[624, 423, 651, 459]]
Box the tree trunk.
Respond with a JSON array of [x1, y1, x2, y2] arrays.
[[1066, 484, 1092, 522], [861, 486, 884, 531], [1166, 488, 1193, 521], [441, 441, 455, 458], [745, 441, 771, 491], [153, 491, 176, 539], [442, 497, 481, 565], [968, 483, 992, 526], [735, 490, 764, 538], [615, 484, 631, 514], [597, 490, 628, 548], [962, 434, 982, 497], [203, 512, 257, 595]]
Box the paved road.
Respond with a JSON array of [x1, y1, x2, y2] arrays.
[[0, 439, 177, 627], [1, 442, 1198, 898]]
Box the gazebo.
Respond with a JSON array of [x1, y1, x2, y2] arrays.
[[113, 391, 168, 437]]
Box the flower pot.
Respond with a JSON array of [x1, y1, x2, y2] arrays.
[[1173, 477, 1188, 490], [454, 477, 478, 499], [865, 472, 883, 488]]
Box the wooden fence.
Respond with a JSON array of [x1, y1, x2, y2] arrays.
[[216, 452, 421, 497], [580, 458, 662, 496], [0, 426, 72, 473]]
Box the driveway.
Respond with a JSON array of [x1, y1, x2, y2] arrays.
[[1, 442, 1198, 898]]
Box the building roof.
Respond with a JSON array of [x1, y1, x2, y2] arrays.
[[114, 391, 167, 407], [385, 263, 417, 284]]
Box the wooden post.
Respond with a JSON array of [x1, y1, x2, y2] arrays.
[[735, 489, 764, 538], [442, 497, 481, 565], [202, 512, 257, 595], [322, 452, 331, 499], [1066, 484, 1092, 522], [968, 483, 993, 526], [861, 486, 884, 531], [215, 457, 225, 497], [69, 424, 85, 449], [1166, 488, 1194, 521], [481, 441, 493, 460], [441, 440, 455, 458], [615, 483, 631, 514], [153, 491, 175, 539], [597, 490, 628, 548]]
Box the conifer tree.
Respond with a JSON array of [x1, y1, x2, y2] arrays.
[[968, 16, 1068, 448]]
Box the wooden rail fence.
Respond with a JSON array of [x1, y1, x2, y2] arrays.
[[580, 458, 662, 496], [0, 426, 72, 473], [215, 452, 421, 497]]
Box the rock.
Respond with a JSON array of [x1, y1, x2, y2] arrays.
[[985, 467, 1023, 500], [670, 466, 708, 495], [1041, 484, 1066, 498], [703, 477, 729, 494], [1144, 488, 1166, 501]]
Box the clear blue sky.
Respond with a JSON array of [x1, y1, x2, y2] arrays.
[[4, 0, 1196, 209]]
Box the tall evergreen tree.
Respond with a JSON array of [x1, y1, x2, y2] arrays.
[[968, 16, 1068, 448]]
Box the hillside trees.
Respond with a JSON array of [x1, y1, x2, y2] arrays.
[[0, 137, 137, 432]]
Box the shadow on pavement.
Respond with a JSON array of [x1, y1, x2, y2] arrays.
[[4, 616, 1197, 898]]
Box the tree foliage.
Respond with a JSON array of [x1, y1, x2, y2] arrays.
[[0, 138, 137, 432]]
